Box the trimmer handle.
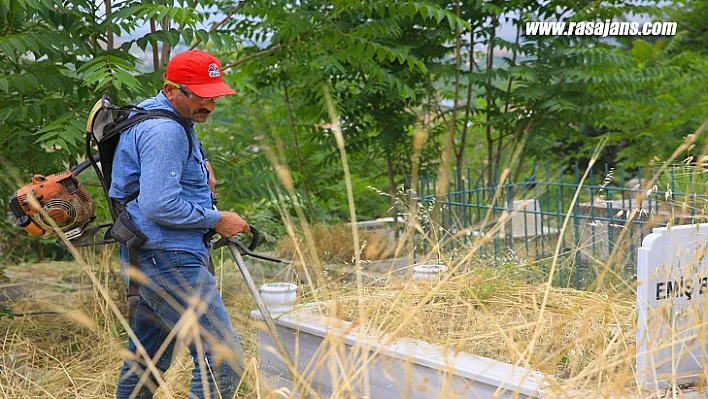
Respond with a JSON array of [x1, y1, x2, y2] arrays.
[[211, 224, 289, 264], [213, 224, 259, 252], [246, 224, 260, 251]]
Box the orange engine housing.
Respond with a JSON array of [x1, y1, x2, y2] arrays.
[[10, 171, 95, 238]]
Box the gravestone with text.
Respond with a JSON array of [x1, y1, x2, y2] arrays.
[[637, 223, 708, 389]]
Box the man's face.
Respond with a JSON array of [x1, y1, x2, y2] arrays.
[[164, 84, 218, 123]]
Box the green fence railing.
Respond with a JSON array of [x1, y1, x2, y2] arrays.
[[412, 161, 708, 288]]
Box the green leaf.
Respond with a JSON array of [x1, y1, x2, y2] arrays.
[[210, 32, 223, 48], [182, 28, 194, 45], [120, 41, 133, 52], [376, 4, 386, 18], [136, 37, 149, 52], [196, 29, 209, 45], [166, 29, 181, 47]]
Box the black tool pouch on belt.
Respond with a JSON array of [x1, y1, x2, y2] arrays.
[[110, 210, 147, 255], [109, 209, 147, 328]]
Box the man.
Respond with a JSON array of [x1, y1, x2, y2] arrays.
[[110, 50, 249, 399]]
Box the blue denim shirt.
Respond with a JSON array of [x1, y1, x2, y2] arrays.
[[109, 92, 220, 263]]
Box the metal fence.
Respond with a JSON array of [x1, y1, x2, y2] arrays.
[[411, 161, 708, 288]]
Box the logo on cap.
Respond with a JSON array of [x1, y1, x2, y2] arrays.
[[208, 63, 220, 78]]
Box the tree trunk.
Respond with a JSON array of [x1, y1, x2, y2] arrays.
[[503, 21, 521, 115], [283, 82, 317, 221], [485, 15, 498, 190], [456, 29, 474, 197], [106, 0, 113, 51], [512, 121, 534, 183], [496, 19, 522, 178], [438, 0, 462, 201], [386, 152, 397, 219], [512, 138, 529, 185], [150, 18, 159, 72], [160, 14, 171, 69]]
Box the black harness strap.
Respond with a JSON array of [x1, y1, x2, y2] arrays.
[[103, 109, 194, 160]]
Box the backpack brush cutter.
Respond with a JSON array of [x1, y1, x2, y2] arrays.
[[9, 170, 97, 241], [8, 95, 299, 386], [10, 94, 185, 246]]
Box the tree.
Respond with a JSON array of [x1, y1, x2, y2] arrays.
[[425, 0, 669, 190], [212, 0, 465, 218], [0, 0, 235, 260]]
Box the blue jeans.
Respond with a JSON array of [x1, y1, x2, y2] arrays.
[[115, 248, 244, 399]]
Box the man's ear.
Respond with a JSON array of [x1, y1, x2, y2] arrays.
[[164, 83, 177, 101]]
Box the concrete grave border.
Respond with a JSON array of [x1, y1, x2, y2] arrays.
[[252, 306, 547, 398]]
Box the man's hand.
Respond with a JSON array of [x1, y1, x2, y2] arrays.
[[206, 160, 217, 194], [214, 211, 249, 238]]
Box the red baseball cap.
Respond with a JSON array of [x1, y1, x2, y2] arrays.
[[165, 50, 236, 97]]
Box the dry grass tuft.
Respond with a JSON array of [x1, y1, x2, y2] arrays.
[[324, 267, 636, 389], [0, 260, 271, 399], [275, 223, 394, 264]]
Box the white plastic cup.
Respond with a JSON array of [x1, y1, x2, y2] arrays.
[[412, 265, 447, 281], [259, 282, 298, 311]]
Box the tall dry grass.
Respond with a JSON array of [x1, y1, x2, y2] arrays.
[[0, 252, 275, 398], [275, 223, 394, 265], [251, 109, 708, 399], [2, 98, 708, 399]]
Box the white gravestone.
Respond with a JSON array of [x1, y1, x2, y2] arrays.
[[509, 199, 542, 236], [472, 199, 558, 239], [501, 199, 558, 238], [637, 223, 708, 389]]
